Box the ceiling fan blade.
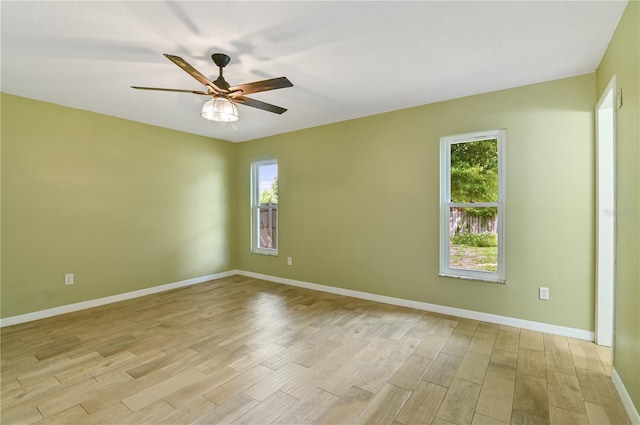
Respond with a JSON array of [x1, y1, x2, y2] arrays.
[[163, 54, 224, 93], [233, 95, 288, 114], [229, 77, 293, 96], [131, 86, 209, 95]]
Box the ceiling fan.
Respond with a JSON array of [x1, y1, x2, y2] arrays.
[[132, 53, 293, 122]]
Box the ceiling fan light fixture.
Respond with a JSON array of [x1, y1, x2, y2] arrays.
[[201, 97, 239, 122]]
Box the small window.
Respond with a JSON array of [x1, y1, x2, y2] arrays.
[[252, 160, 278, 255], [440, 130, 505, 282]]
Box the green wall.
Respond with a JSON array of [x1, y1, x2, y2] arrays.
[[237, 74, 596, 331], [1, 94, 237, 317], [0, 75, 605, 334], [596, 1, 640, 412]]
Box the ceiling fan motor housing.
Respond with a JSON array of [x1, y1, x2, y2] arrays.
[[212, 53, 231, 68]]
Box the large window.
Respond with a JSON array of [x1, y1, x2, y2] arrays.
[[440, 130, 505, 282], [252, 160, 278, 255]]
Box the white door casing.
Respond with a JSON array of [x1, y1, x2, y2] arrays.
[[595, 75, 616, 347]]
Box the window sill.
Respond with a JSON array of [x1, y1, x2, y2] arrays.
[[251, 250, 278, 256], [439, 273, 506, 284]]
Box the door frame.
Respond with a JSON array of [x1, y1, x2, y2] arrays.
[[595, 75, 616, 347]]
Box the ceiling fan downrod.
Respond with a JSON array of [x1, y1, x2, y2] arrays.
[[211, 53, 231, 91]]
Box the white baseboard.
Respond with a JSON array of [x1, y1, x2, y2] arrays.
[[0, 270, 239, 328], [237, 270, 595, 341], [1, 269, 595, 342], [612, 368, 640, 425]]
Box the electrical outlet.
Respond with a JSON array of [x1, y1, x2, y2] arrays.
[[65, 273, 74, 285], [539, 287, 549, 300], [287, 257, 293, 266]]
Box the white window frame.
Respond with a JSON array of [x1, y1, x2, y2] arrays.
[[251, 159, 278, 256], [439, 130, 506, 283]]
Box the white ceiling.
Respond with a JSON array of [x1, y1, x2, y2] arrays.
[[1, 1, 627, 143]]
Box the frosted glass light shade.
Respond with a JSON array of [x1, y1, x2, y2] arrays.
[[201, 97, 239, 122]]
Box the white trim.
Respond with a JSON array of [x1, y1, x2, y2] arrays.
[[0, 270, 239, 328], [2, 269, 596, 342], [439, 129, 506, 282], [595, 75, 617, 347], [612, 368, 640, 425], [251, 159, 279, 255], [438, 273, 505, 284], [237, 270, 593, 341]]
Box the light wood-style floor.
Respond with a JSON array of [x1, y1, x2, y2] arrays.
[[1, 275, 630, 425]]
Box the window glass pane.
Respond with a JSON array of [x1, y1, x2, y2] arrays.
[[258, 207, 277, 249], [450, 139, 498, 203], [258, 163, 278, 205], [449, 207, 498, 272]]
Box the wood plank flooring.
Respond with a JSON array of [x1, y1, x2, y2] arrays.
[[0, 275, 629, 424]]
